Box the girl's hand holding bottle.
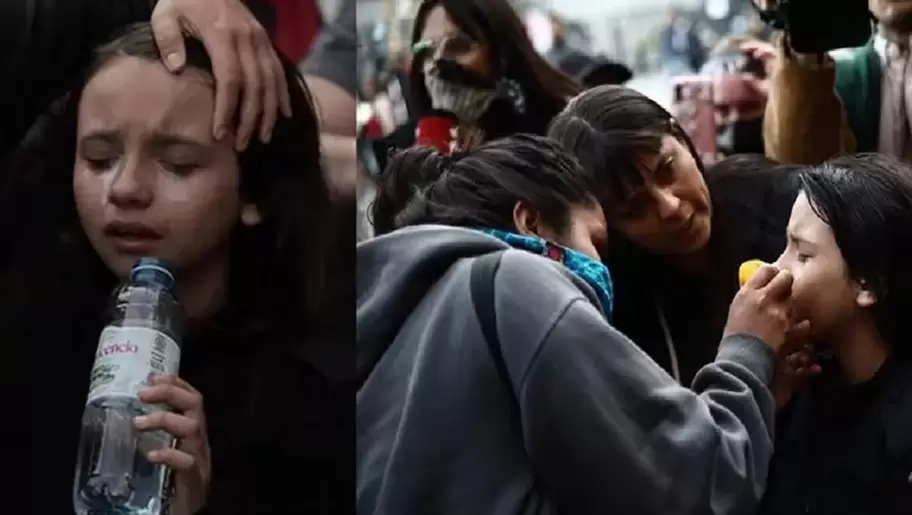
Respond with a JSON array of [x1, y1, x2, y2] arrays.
[[136, 373, 211, 515]]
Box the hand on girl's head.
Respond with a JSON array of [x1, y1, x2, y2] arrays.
[[150, 0, 293, 150]]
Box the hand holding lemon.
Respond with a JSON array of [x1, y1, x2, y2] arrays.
[[723, 260, 794, 351], [736, 259, 818, 409], [739, 259, 767, 287]]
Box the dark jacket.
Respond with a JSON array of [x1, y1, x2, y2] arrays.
[[0, 2, 354, 512], [759, 358, 912, 515], [358, 224, 778, 515], [6, 278, 353, 514], [608, 161, 800, 385]]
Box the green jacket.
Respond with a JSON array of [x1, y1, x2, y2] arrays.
[[834, 42, 883, 152]]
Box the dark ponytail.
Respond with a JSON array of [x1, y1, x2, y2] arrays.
[[371, 133, 597, 235]]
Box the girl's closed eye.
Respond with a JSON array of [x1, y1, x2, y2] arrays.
[[160, 147, 205, 176], [84, 157, 117, 170], [80, 140, 120, 171], [161, 161, 198, 176]]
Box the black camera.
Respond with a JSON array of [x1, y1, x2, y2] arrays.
[[753, 0, 873, 53]]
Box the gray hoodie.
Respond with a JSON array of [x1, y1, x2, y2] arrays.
[[357, 225, 777, 515]]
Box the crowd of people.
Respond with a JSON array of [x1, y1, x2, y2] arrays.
[[2, 0, 912, 513], [357, 0, 912, 514]]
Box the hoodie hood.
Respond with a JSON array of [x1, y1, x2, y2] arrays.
[[357, 225, 509, 384]]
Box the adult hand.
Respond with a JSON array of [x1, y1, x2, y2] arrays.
[[723, 264, 802, 352], [771, 334, 820, 410], [136, 374, 211, 515], [741, 39, 777, 77], [151, 0, 292, 150], [713, 73, 769, 108]]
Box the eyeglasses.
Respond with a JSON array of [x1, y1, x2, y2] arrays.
[[411, 33, 476, 59]]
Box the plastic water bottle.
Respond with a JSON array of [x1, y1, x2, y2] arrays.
[[74, 258, 185, 515]]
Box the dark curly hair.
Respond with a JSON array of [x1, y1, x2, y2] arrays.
[[372, 133, 597, 235]]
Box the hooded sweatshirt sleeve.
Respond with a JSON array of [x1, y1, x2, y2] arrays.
[[0, 0, 155, 156], [521, 297, 776, 515]]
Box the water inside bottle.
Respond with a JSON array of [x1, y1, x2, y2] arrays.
[[74, 397, 173, 514]]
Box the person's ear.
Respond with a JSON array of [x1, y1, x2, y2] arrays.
[[240, 203, 262, 227], [512, 201, 541, 237], [855, 279, 877, 308]]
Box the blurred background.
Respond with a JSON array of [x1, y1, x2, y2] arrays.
[[355, 0, 771, 113]]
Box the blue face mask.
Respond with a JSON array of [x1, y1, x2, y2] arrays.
[[477, 228, 614, 319]]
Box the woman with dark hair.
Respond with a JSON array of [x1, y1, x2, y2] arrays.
[[359, 133, 798, 515], [760, 153, 912, 515], [3, 24, 351, 514], [369, 0, 580, 168], [548, 85, 802, 384]]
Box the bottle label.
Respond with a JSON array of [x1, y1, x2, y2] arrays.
[[87, 326, 181, 404]]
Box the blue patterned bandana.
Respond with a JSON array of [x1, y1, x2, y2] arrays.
[[477, 228, 614, 319]]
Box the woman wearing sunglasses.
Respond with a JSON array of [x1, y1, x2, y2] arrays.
[[368, 0, 580, 173]]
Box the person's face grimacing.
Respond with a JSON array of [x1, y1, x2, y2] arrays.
[[73, 56, 261, 279], [418, 5, 494, 82], [609, 134, 712, 255], [773, 192, 876, 340], [514, 201, 609, 260]]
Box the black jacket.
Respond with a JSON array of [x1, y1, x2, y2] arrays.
[[759, 358, 912, 515], [13, 292, 353, 514], [608, 161, 801, 385]]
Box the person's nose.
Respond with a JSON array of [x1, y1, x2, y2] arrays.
[[654, 187, 683, 220], [423, 43, 445, 75], [106, 160, 153, 209], [423, 56, 438, 77], [773, 250, 789, 271], [431, 40, 446, 62]]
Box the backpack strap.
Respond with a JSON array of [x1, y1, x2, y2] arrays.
[[469, 251, 519, 414], [470, 251, 545, 511]]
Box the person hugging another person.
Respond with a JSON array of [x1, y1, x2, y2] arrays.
[[359, 133, 803, 515], [548, 85, 802, 385]]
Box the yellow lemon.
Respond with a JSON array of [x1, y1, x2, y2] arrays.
[[739, 259, 768, 287]]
